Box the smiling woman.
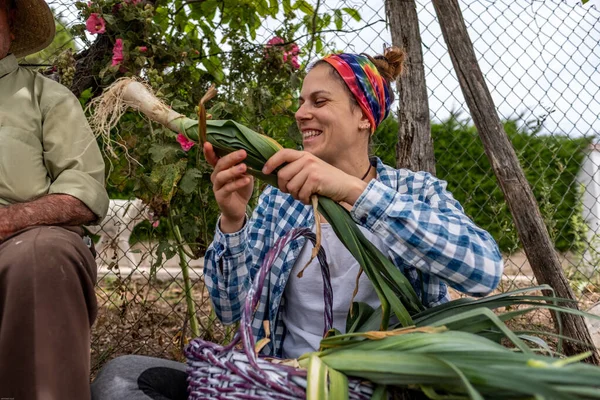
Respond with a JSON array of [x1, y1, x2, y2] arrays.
[[91, 47, 504, 400], [260, 50, 404, 207], [225, 49, 503, 359]]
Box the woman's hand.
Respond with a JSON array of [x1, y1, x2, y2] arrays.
[[204, 142, 254, 233], [262, 149, 368, 205]]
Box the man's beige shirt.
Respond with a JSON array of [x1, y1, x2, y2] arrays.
[[0, 54, 109, 221]]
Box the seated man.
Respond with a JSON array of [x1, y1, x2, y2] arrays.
[[0, 0, 109, 398]]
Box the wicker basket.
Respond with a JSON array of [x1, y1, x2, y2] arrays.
[[185, 228, 374, 399]]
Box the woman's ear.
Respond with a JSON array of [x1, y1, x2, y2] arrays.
[[358, 110, 371, 131], [359, 121, 371, 131]]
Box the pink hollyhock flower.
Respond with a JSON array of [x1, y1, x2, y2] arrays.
[[266, 36, 284, 47], [112, 38, 124, 66], [176, 133, 195, 152], [289, 43, 300, 56], [147, 209, 160, 228], [86, 13, 106, 34], [291, 56, 300, 70], [138, 46, 148, 53], [282, 52, 288, 62]]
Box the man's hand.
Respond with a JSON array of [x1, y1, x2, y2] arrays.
[[0, 194, 96, 241]]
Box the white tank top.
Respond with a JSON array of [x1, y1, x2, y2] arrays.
[[282, 223, 388, 359]]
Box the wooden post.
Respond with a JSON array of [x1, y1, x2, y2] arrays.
[[432, 0, 599, 363], [386, 0, 436, 174]]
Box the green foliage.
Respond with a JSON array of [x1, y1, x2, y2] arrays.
[[371, 114, 591, 253], [371, 115, 399, 167], [69, 0, 362, 259], [431, 115, 591, 253]]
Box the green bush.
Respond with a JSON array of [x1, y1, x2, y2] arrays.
[[372, 115, 591, 253]]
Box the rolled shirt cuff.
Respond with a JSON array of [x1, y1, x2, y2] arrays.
[[48, 169, 109, 223], [213, 214, 249, 257]]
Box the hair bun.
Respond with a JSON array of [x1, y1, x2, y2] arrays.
[[371, 46, 405, 82]]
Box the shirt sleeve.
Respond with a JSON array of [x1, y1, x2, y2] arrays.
[[203, 188, 274, 324], [351, 171, 503, 297], [41, 84, 109, 222]]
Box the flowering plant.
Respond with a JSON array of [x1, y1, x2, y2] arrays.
[[85, 13, 106, 34], [265, 36, 301, 70], [67, 0, 363, 338]]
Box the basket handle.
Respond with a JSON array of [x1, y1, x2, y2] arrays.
[[225, 227, 333, 366]]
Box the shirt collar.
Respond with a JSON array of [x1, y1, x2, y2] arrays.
[[0, 54, 18, 79], [373, 156, 385, 178]]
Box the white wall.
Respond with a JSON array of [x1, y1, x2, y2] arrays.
[[577, 146, 600, 273]]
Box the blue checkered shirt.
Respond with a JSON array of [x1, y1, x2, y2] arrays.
[[204, 157, 503, 357]]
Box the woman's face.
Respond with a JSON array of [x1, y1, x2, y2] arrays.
[[295, 63, 369, 165]]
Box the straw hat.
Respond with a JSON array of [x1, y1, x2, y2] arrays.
[[8, 0, 55, 58]]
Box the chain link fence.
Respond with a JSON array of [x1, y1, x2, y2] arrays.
[[35, 0, 600, 371]]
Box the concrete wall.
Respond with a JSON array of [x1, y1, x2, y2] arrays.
[[577, 147, 600, 274]]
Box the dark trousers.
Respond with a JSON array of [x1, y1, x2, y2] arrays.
[[0, 226, 98, 400]]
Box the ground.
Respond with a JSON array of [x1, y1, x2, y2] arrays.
[[90, 251, 600, 377], [92, 276, 226, 376]]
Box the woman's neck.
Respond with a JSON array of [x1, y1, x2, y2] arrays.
[[328, 156, 372, 181]]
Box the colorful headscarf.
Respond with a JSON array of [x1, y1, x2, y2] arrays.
[[322, 53, 391, 133]]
